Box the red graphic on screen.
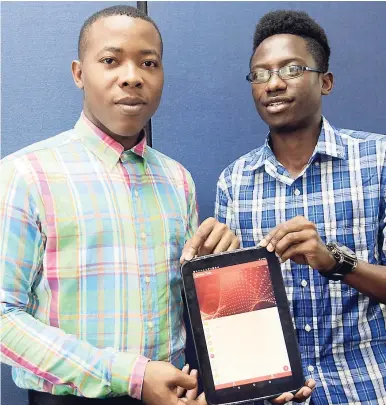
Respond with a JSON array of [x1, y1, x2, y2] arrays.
[[193, 260, 276, 320]]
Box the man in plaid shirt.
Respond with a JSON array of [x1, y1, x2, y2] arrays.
[[216, 10, 386, 405]]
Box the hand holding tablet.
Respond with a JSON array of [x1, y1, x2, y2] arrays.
[[181, 246, 308, 405]]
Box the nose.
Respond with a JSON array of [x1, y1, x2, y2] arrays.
[[265, 71, 287, 93], [119, 63, 144, 89]]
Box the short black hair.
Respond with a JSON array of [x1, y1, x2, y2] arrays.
[[78, 5, 163, 60], [251, 10, 330, 72]]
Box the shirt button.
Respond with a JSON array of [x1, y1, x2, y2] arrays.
[[145, 276, 151, 283], [141, 232, 146, 240], [307, 365, 314, 372], [134, 190, 139, 198], [305, 324, 312, 332], [148, 321, 153, 329], [294, 189, 301, 196], [314, 161, 320, 167], [301, 279, 308, 287]]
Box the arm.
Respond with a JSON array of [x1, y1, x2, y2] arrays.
[[214, 171, 234, 228], [180, 171, 239, 262], [0, 161, 147, 398], [185, 172, 199, 241], [344, 262, 386, 303], [259, 216, 386, 304]]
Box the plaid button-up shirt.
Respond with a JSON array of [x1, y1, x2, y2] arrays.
[[215, 117, 386, 405], [0, 113, 198, 399]]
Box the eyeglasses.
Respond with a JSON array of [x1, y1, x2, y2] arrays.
[[246, 65, 324, 84]]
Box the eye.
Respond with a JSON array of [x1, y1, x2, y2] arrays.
[[255, 69, 268, 79], [286, 65, 302, 76], [101, 58, 115, 65], [142, 60, 158, 68]]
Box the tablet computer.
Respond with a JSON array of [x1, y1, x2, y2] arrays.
[[181, 246, 304, 405]]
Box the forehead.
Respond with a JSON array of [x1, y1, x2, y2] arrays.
[[85, 15, 162, 55], [251, 34, 312, 67]]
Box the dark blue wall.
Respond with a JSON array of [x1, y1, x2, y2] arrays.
[[2, 2, 386, 404], [149, 1, 386, 219]]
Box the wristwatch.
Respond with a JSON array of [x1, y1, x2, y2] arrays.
[[322, 242, 358, 281]]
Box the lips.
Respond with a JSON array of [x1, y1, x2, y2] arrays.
[[115, 96, 147, 115], [264, 97, 293, 114]]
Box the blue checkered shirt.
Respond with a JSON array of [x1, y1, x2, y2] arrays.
[[215, 117, 386, 405]]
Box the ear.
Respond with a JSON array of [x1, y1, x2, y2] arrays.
[[321, 72, 334, 95], [72, 60, 84, 89]]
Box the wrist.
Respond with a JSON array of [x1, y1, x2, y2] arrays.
[[321, 252, 338, 273], [319, 242, 358, 281]]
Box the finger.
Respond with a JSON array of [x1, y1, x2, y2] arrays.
[[212, 232, 234, 254], [270, 391, 294, 404], [305, 378, 316, 389], [180, 239, 193, 264], [177, 364, 190, 397], [181, 218, 217, 261], [185, 369, 198, 400], [260, 217, 312, 251], [227, 237, 240, 251], [279, 239, 319, 263], [198, 223, 230, 256], [274, 228, 317, 257], [196, 392, 207, 405], [183, 397, 207, 405], [259, 226, 279, 248], [293, 386, 312, 402], [173, 369, 197, 391]]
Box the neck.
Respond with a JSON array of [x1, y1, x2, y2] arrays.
[[112, 132, 143, 151], [270, 117, 322, 178], [82, 110, 142, 151]]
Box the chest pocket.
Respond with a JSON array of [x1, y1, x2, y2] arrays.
[[314, 195, 379, 258]]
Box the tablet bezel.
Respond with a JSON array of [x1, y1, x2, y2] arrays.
[[181, 246, 304, 405]]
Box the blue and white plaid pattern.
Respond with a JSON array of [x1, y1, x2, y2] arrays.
[[215, 117, 386, 405]]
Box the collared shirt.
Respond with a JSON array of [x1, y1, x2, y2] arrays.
[[0, 113, 198, 399], [215, 117, 386, 405]]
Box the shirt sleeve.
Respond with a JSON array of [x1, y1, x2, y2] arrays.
[[214, 169, 235, 231], [0, 160, 149, 399], [380, 148, 386, 265], [185, 171, 199, 240]]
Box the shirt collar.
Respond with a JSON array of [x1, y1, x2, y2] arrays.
[[74, 112, 148, 170], [246, 116, 346, 171], [315, 116, 346, 160]]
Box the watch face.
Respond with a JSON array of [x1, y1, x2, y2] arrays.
[[334, 243, 356, 258]]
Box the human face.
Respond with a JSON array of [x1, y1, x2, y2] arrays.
[[250, 34, 332, 133], [72, 15, 164, 141]]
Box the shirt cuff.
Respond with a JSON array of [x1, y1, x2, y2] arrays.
[[110, 353, 150, 399], [129, 355, 151, 400]]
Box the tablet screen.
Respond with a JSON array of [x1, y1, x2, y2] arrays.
[[192, 258, 292, 390]]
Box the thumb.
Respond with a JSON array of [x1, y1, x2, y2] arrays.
[[173, 369, 197, 391], [180, 239, 193, 264]]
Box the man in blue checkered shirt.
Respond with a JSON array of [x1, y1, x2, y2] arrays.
[[215, 10, 386, 405]]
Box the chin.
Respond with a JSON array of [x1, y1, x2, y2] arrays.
[[263, 113, 298, 133], [270, 122, 299, 133]]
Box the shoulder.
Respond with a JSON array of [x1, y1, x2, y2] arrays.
[[331, 126, 386, 165], [336, 127, 386, 143], [218, 145, 265, 183], [145, 146, 196, 190], [0, 129, 77, 179]]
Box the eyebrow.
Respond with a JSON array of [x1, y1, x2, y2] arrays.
[[251, 57, 306, 70], [98, 46, 161, 59]]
